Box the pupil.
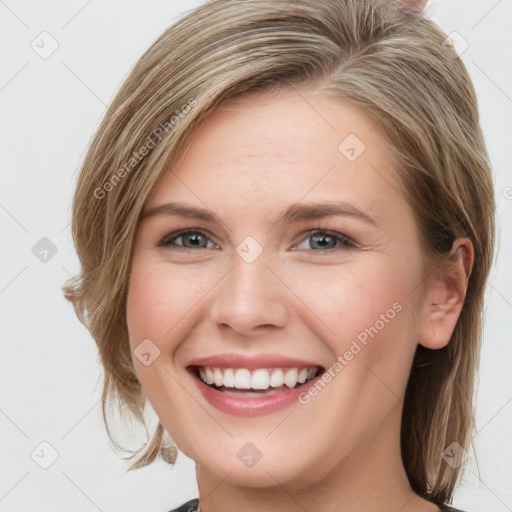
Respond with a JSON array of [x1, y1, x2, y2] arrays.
[[186, 233, 204, 248], [312, 233, 334, 250]]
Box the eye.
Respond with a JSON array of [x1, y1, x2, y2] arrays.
[[294, 230, 356, 254], [158, 229, 220, 251], [158, 228, 355, 254]]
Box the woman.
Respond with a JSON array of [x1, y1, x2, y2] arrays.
[[63, 0, 495, 510]]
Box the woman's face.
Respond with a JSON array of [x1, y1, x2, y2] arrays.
[[127, 90, 430, 488]]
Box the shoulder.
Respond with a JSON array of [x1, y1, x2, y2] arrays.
[[166, 498, 199, 512]]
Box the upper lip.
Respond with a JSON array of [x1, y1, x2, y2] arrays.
[[187, 353, 324, 370]]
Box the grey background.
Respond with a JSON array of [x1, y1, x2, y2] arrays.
[[0, 1, 511, 511]]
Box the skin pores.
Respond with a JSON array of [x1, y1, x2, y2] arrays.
[[126, 90, 438, 510]]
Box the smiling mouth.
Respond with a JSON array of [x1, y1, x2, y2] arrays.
[[190, 365, 325, 396]]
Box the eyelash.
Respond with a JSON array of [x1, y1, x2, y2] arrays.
[[157, 227, 356, 255]]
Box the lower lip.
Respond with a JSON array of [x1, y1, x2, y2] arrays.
[[191, 370, 322, 417]]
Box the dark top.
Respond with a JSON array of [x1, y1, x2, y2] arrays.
[[168, 498, 467, 511]]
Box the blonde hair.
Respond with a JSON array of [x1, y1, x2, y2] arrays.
[[63, 0, 495, 505]]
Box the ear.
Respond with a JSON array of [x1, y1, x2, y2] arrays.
[[417, 237, 474, 350]]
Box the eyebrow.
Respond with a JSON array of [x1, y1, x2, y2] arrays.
[[141, 200, 378, 227]]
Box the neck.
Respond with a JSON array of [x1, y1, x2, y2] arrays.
[[195, 404, 438, 512]]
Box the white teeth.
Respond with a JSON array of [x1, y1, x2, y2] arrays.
[[198, 366, 319, 391], [270, 368, 284, 388], [213, 367, 223, 387], [223, 368, 235, 387], [204, 367, 214, 385], [234, 369, 252, 389], [251, 369, 270, 389], [298, 367, 308, 384], [283, 368, 298, 389]]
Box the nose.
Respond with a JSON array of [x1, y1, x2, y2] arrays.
[[209, 247, 289, 336]]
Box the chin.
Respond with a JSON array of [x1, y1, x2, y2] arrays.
[[190, 438, 326, 490]]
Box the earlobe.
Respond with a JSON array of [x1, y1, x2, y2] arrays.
[[417, 237, 474, 350]]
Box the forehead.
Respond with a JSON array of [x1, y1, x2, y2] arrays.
[[148, 89, 404, 221]]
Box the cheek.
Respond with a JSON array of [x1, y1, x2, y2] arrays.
[[126, 257, 202, 345], [287, 255, 420, 384], [125, 257, 205, 443], [126, 261, 172, 345], [289, 257, 415, 334], [126, 256, 229, 367]]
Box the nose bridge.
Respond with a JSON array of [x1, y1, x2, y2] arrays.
[[209, 239, 288, 333]]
